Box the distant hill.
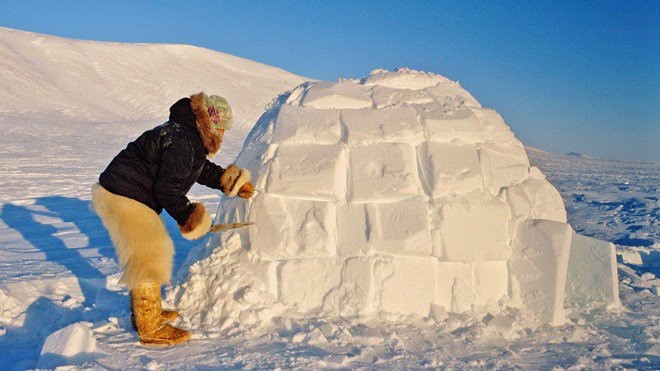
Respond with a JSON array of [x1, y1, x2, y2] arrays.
[[0, 27, 306, 131]]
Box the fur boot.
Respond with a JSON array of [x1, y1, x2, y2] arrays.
[[131, 283, 191, 346], [130, 291, 179, 331]]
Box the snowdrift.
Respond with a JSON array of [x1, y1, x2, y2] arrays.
[[170, 69, 619, 331]]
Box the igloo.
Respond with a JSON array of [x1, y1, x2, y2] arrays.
[[170, 69, 619, 330]]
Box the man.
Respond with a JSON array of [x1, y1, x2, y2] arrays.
[[92, 92, 253, 346]]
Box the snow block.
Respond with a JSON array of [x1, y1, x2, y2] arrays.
[[422, 108, 485, 143], [266, 143, 346, 200], [424, 82, 481, 108], [248, 195, 337, 259], [278, 258, 343, 312], [37, 322, 106, 369], [371, 84, 434, 108], [381, 257, 436, 316], [362, 68, 451, 89], [429, 200, 444, 258], [342, 106, 424, 145], [284, 84, 308, 105], [336, 202, 369, 256], [619, 250, 644, 265], [473, 261, 509, 306], [434, 261, 473, 312], [565, 234, 620, 308], [451, 275, 476, 313], [479, 140, 530, 194], [323, 257, 384, 315], [272, 104, 342, 144], [300, 81, 373, 109], [234, 140, 277, 193], [337, 200, 431, 257], [506, 178, 567, 236], [365, 199, 432, 256], [436, 192, 511, 262], [420, 142, 484, 197], [510, 219, 572, 325], [215, 195, 250, 229], [473, 108, 515, 144], [348, 142, 422, 202]]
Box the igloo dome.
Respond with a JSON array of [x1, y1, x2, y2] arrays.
[[170, 69, 619, 330]]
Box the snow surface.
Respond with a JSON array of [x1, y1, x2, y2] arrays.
[[0, 28, 658, 369]]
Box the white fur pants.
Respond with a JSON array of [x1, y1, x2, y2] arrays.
[[91, 183, 173, 289]]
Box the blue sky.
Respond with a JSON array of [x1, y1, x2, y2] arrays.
[[2, 1, 658, 161]]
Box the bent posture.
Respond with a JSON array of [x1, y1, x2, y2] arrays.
[[92, 92, 253, 345]]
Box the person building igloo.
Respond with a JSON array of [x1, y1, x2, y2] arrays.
[[93, 93, 254, 346], [171, 69, 619, 331]]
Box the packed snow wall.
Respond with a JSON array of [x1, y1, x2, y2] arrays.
[[170, 69, 619, 330]]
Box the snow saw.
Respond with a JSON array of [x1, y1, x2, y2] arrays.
[[209, 222, 254, 233]]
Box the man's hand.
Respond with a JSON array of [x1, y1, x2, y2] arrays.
[[238, 182, 254, 198], [220, 164, 252, 197], [179, 203, 212, 240]]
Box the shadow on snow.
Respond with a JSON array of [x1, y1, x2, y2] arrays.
[[0, 195, 201, 368]]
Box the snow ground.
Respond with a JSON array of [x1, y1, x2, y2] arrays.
[[0, 118, 657, 369]]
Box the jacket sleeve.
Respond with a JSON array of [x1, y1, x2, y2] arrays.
[[196, 159, 225, 190], [152, 138, 196, 226]]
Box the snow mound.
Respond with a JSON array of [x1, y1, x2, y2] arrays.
[[169, 69, 619, 331], [37, 322, 107, 369]]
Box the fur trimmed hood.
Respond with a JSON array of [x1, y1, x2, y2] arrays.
[[190, 92, 223, 155], [101, 97, 230, 227]]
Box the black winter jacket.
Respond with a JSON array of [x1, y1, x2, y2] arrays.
[[99, 95, 225, 226]]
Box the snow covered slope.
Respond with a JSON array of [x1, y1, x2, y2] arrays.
[[0, 27, 305, 128]]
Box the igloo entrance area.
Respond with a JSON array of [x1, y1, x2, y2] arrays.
[[171, 69, 619, 330]]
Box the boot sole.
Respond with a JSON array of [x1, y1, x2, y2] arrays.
[[139, 334, 191, 347]]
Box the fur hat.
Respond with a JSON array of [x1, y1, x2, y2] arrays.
[[206, 95, 233, 131], [190, 92, 225, 156]]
